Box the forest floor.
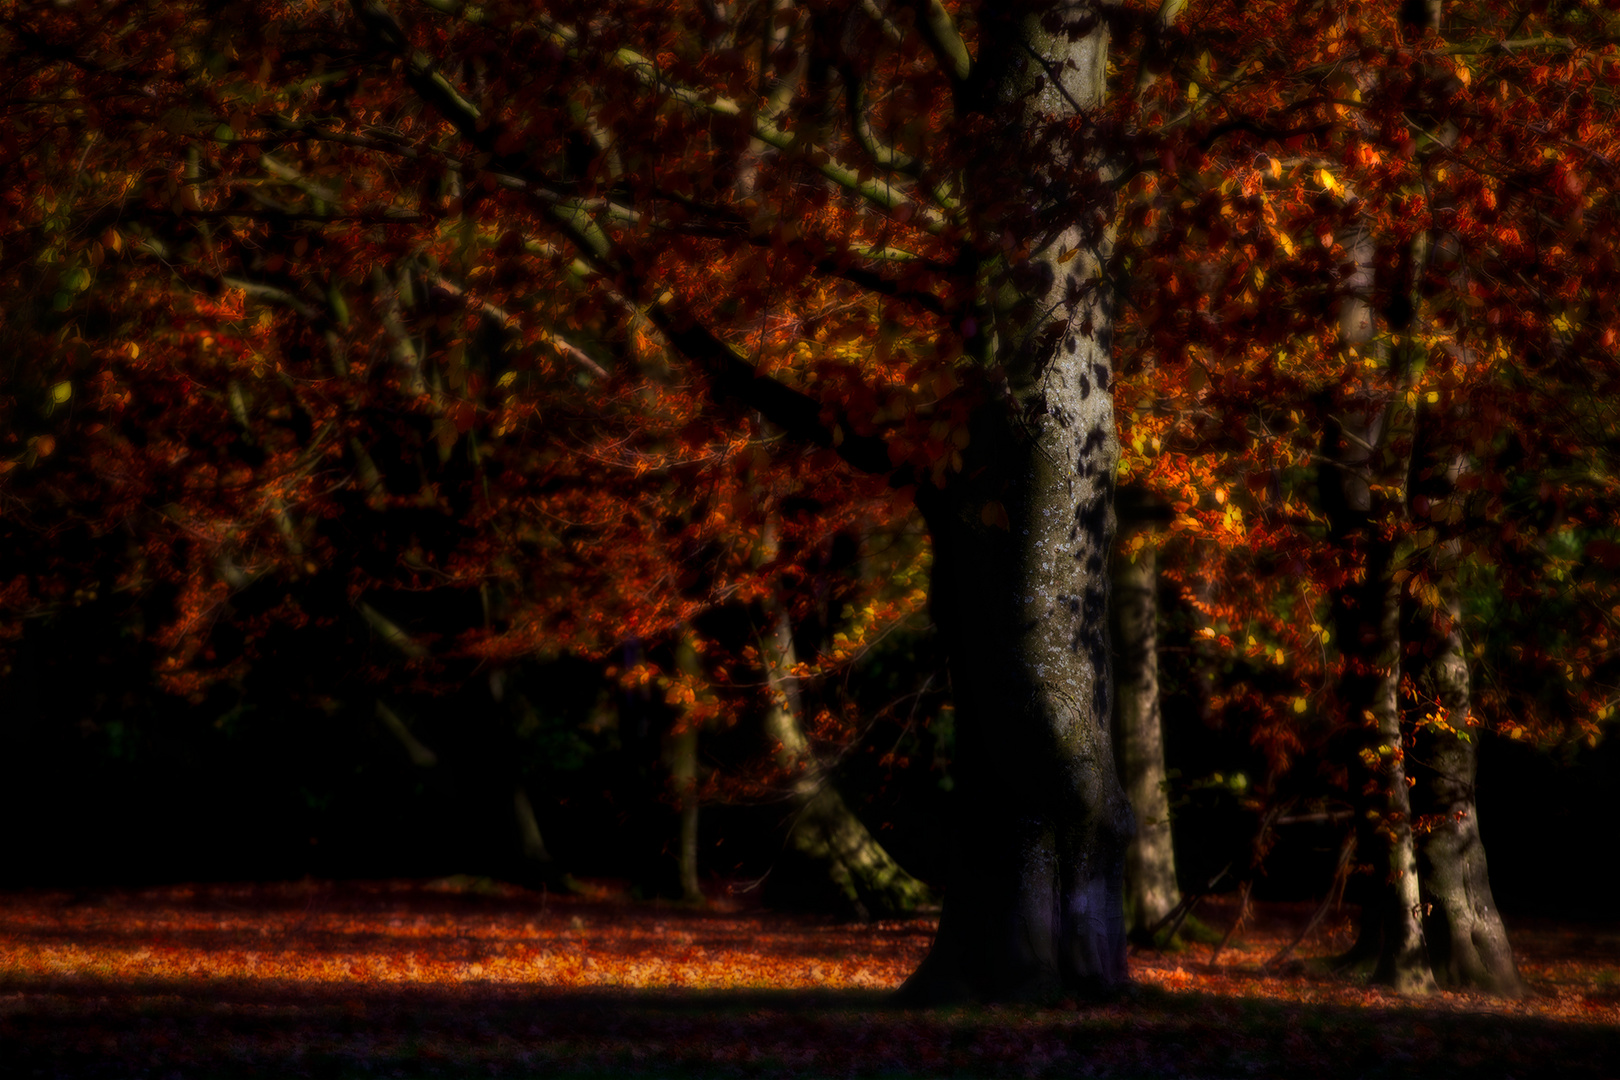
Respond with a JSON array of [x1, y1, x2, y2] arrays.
[[1, 879, 1615, 1078]]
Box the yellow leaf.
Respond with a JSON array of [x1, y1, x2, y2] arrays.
[[1293, 697, 1308, 714], [1186, 81, 1199, 102], [1056, 246, 1079, 264], [1318, 169, 1340, 194], [1425, 391, 1439, 403], [1267, 156, 1282, 180], [50, 381, 72, 404]]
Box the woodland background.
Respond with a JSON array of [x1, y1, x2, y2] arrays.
[[3, 0, 1620, 1064]]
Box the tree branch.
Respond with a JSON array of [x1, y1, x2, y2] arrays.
[[906, 0, 971, 87], [385, 0, 948, 232], [356, 0, 914, 477]]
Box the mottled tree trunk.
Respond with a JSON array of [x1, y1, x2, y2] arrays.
[[1113, 540, 1180, 936], [900, 4, 1132, 1002], [1408, 591, 1523, 994], [761, 607, 932, 919], [907, 399, 1131, 1001]]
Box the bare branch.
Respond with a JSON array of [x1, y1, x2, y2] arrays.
[[907, 0, 971, 86], [1135, 0, 1189, 99]]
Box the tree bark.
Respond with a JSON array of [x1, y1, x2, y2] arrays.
[[668, 634, 706, 904], [1408, 588, 1523, 994], [761, 607, 932, 919], [1330, 543, 1433, 994], [1323, 226, 1434, 995], [900, 5, 1132, 1001], [1112, 540, 1180, 936]]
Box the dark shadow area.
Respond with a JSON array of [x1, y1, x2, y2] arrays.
[[5, 884, 1616, 1079], [5, 975, 1617, 1079]]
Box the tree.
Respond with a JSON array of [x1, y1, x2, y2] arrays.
[[1112, 489, 1180, 938], [8, 0, 1620, 1004]]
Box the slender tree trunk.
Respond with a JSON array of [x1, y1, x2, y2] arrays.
[[1189, 556, 1221, 727], [1113, 539, 1180, 936], [1407, 585, 1523, 994], [1331, 543, 1433, 994], [761, 606, 932, 919], [900, 2, 1133, 1003], [1323, 226, 1434, 995], [668, 634, 706, 904], [495, 675, 575, 893], [513, 785, 554, 866]]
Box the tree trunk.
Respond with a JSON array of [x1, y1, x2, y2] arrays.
[[1330, 544, 1433, 994], [1408, 589, 1523, 994], [761, 607, 932, 919], [1113, 540, 1180, 936], [899, 6, 1132, 1004], [1322, 225, 1434, 995], [513, 785, 555, 867], [668, 634, 706, 904], [495, 674, 575, 893]]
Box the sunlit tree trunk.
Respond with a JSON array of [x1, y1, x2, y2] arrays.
[[901, 4, 1133, 1002], [1112, 538, 1180, 937]]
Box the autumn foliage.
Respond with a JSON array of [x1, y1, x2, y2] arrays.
[[4, 0, 1620, 1011]]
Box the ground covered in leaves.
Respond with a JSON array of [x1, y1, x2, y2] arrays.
[[2, 880, 1615, 1078]]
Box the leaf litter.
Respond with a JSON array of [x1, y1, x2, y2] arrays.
[[1, 880, 1615, 1077]]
